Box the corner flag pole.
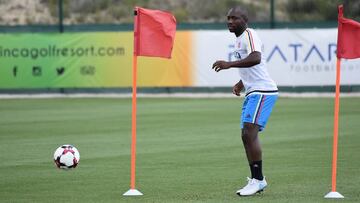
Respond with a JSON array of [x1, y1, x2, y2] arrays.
[[131, 54, 138, 191], [324, 58, 344, 199], [331, 58, 341, 192], [123, 9, 143, 197]]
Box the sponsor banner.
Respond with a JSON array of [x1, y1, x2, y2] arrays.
[[1, 29, 359, 89], [195, 29, 360, 86], [259, 29, 360, 86], [0, 32, 132, 88], [0, 32, 193, 88]]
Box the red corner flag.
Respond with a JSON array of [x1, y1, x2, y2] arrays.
[[325, 5, 360, 199], [337, 5, 360, 59], [134, 7, 176, 58], [124, 7, 176, 196]]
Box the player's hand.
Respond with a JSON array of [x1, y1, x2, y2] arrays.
[[212, 60, 231, 72], [232, 81, 244, 96]]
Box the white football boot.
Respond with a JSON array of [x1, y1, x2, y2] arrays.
[[236, 177, 267, 196]]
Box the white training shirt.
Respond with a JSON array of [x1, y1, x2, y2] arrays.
[[233, 28, 278, 95]]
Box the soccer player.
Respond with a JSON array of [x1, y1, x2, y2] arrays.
[[212, 6, 278, 196]]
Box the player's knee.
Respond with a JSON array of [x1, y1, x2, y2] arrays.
[[242, 123, 259, 141], [241, 126, 251, 143]]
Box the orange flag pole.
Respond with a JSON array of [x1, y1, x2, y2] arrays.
[[130, 54, 137, 190], [123, 9, 143, 197], [324, 58, 344, 198], [332, 58, 341, 192], [123, 52, 143, 197]]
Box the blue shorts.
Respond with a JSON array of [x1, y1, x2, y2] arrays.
[[241, 93, 278, 131]]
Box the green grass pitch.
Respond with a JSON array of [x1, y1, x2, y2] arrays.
[[0, 97, 359, 202]]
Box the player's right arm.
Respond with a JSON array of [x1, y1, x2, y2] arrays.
[[228, 51, 261, 68], [212, 51, 261, 72]]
